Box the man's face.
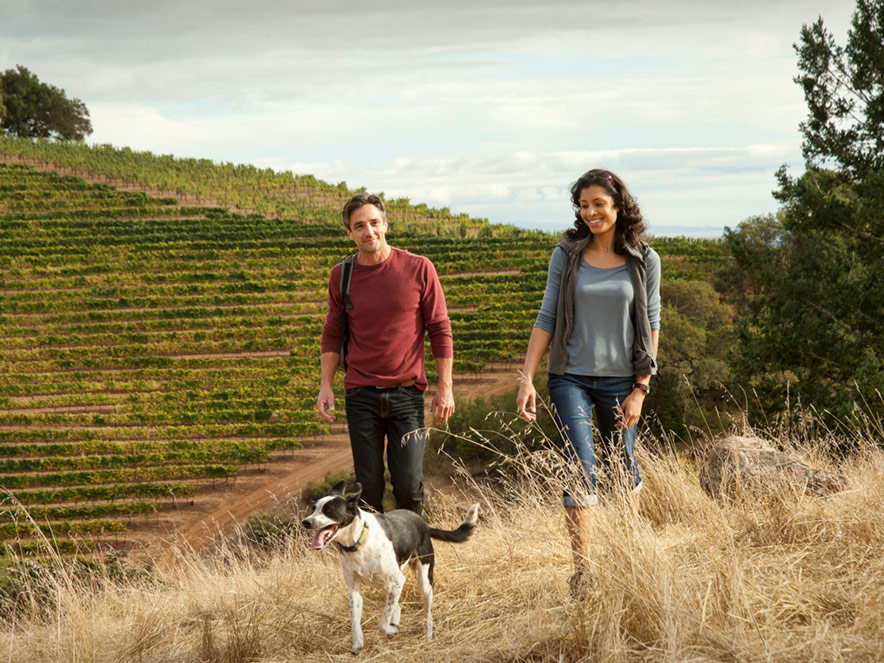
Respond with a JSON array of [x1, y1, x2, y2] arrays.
[[346, 204, 388, 255]]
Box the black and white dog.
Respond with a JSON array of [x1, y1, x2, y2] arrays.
[[302, 481, 479, 654]]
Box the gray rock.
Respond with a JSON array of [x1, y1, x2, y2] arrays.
[[699, 435, 844, 499]]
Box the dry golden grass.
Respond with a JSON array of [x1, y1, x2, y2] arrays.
[[2, 418, 883, 663]]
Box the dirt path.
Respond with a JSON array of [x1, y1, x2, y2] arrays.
[[168, 432, 354, 556], [151, 363, 521, 561]]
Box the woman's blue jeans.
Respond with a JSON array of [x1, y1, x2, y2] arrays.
[[547, 373, 642, 507], [344, 385, 426, 515]]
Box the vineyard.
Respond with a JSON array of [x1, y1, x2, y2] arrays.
[[0, 137, 726, 556], [0, 135, 527, 239]]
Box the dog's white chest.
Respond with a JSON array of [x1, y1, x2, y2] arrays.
[[340, 537, 401, 586]]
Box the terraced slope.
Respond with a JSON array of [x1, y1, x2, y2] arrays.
[[0, 162, 551, 555], [0, 135, 523, 238], [0, 139, 727, 556]]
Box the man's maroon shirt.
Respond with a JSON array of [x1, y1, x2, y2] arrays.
[[320, 247, 453, 390]]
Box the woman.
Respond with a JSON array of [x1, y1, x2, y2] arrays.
[[516, 168, 660, 594]]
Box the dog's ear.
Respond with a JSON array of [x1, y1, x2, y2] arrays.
[[329, 480, 347, 497], [345, 482, 363, 503]]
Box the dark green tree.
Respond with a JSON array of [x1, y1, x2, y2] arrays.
[[724, 0, 884, 421], [653, 278, 735, 438], [0, 76, 6, 125], [0, 65, 92, 141], [794, 0, 884, 176]]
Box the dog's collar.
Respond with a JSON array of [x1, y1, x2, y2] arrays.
[[335, 519, 368, 553]]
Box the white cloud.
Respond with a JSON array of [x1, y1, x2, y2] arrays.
[[265, 143, 793, 232], [1, 0, 858, 235]]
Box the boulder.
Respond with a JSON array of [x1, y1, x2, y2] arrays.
[[699, 435, 844, 499]]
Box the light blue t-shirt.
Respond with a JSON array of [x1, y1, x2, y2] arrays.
[[534, 246, 661, 377]]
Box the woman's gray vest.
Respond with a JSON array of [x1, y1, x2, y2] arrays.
[[547, 237, 657, 377]]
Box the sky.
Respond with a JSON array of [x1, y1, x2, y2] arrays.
[[0, 0, 857, 237]]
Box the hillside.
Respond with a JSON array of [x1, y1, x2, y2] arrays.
[[9, 138, 874, 663], [0, 135, 523, 239], [0, 137, 727, 556], [0, 149, 550, 556]]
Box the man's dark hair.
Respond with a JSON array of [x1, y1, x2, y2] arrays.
[[342, 193, 386, 229]]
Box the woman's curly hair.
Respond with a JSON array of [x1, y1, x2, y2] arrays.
[[564, 169, 647, 252]]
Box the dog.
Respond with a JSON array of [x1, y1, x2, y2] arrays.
[[302, 481, 479, 654]]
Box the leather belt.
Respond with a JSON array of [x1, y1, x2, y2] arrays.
[[373, 379, 416, 389]]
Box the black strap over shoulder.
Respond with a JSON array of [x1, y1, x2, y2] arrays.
[[338, 255, 356, 368]]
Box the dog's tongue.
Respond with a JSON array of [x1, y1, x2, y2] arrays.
[[309, 525, 338, 550]]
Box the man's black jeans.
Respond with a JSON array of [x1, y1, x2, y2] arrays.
[[344, 385, 426, 515]]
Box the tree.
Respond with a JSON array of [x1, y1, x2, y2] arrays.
[[0, 65, 92, 141], [0, 76, 6, 126], [724, 0, 884, 421], [654, 279, 735, 438], [794, 0, 884, 177]]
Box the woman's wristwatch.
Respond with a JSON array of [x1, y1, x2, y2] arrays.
[[632, 382, 650, 395]]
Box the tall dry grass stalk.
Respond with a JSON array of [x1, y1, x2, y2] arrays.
[[1, 412, 883, 662]]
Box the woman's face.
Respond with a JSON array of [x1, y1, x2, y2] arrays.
[[578, 185, 619, 238]]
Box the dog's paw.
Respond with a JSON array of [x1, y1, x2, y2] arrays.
[[383, 623, 399, 637], [350, 642, 364, 655]]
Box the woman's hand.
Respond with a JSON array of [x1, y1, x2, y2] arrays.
[[616, 389, 646, 430], [516, 328, 552, 422], [516, 379, 538, 421]]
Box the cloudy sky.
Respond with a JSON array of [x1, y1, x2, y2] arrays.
[[0, 0, 857, 236]]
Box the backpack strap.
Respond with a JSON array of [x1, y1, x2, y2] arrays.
[[337, 255, 356, 368]]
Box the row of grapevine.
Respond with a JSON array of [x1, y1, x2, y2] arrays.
[[0, 157, 547, 554], [0, 142, 727, 555], [0, 136, 526, 238]]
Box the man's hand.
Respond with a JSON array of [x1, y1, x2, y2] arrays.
[[431, 381, 455, 424], [317, 385, 336, 423]]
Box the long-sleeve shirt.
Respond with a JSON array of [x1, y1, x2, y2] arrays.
[[535, 245, 661, 377], [321, 247, 453, 390]]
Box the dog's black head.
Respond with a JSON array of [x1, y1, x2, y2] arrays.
[[301, 481, 362, 550]]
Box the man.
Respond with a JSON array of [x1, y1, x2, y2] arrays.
[[317, 193, 455, 515]]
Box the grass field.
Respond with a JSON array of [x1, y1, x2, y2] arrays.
[[1, 410, 882, 662]]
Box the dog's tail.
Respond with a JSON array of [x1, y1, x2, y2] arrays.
[[428, 503, 479, 543]]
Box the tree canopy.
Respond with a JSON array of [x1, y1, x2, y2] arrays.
[[0, 77, 6, 126], [0, 65, 92, 142], [724, 0, 884, 421], [794, 0, 884, 177]]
